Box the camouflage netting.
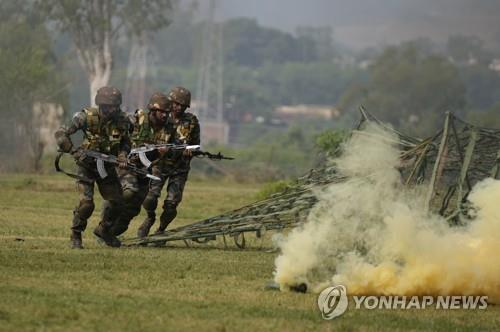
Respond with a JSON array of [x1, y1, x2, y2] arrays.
[[124, 108, 500, 247]]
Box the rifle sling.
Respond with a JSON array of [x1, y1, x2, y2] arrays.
[[54, 152, 94, 184]]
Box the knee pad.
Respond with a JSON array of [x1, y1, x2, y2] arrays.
[[142, 195, 158, 212], [77, 200, 95, 220]]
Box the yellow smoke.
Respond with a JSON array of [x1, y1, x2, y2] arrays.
[[273, 123, 500, 303]]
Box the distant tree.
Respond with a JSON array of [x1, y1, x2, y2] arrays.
[[296, 26, 336, 60], [0, 2, 66, 170], [339, 44, 466, 136], [223, 18, 318, 67], [446, 35, 492, 65], [152, 7, 198, 67], [460, 65, 500, 110], [269, 62, 360, 105], [400, 38, 438, 57], [315, 129, 347, 157], [222, 65, 274, 121], [37, 0, 174, 105]]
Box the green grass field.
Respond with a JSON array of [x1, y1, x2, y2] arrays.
[[1, 174, 499, 331]]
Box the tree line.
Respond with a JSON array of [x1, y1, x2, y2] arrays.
[[1, 0, 500, 176]]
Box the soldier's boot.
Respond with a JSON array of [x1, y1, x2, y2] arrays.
[[137, 212, 155, 238], [70, 231, 83, 249], [70, 201, 94, 249], [93, 223, 121, 248], [154, 203, 177, 235], [97, 199, 122, 247], [110, 220, 129, 237]]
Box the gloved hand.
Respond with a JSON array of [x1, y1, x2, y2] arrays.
[[129, 154, 140, 164], [70, 147, 83, 160], [117, 153, 128, 169]]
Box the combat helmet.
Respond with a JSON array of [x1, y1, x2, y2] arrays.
[[168, 86, 191, 107], [95, 86, 122, 106], [147, 92, 170, 111]]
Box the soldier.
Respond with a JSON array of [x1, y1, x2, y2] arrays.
[[137, 86, 200, 237], [109, 92, 171, 237], [54, 86, 130, 249]]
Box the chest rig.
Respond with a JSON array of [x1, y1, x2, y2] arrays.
[[168, 113, 197, 145], [155, 112, 199, 170], [131, 109, 170, 147], [81, 107, 128, 154]]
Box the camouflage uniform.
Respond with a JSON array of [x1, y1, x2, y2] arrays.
[[54, 87, 130, 248], [138, 87, 200, 237], [110, 103, 171, 236]]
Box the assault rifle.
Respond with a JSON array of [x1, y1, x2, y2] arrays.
[[129, 144, 201, 168], [129, 144, 234, 166], [79, 150, 162, 181]]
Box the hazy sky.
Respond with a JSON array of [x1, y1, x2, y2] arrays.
[[194, 0, 500, 49]]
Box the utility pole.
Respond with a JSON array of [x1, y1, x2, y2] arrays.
[[124, 33, 148, 112], [195, 0, 229, 144]]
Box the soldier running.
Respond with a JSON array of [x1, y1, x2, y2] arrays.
[[109, 92, 172, 237], [54, 87, 130, 249], [137, 86, 200, 237]]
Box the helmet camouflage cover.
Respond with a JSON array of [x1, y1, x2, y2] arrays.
[[168, 86, 191, 107], [148, 92, 170, 111], [95, 86, 122, 106]]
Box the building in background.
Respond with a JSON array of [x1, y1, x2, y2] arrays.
[[274, 104, 341, 125]]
